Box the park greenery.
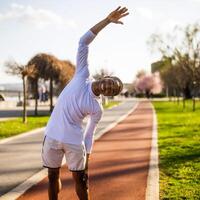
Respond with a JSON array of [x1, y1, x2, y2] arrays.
[[0, 101, 121, 139], [153, 100, 200, 199], [148, 23, 200, 110], [0, 116, 49, 139]]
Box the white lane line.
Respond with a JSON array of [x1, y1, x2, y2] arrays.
[[1, 169, 48, 200], [0, 101, 138, 200], [145, 103, 159, 200]]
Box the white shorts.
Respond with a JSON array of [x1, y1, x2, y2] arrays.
[[42, 135, 86, 171]]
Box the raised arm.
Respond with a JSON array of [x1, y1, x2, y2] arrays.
[[75, 6, 129, 78], [90, 6, 129, 35], [75, 30, 96, 78]]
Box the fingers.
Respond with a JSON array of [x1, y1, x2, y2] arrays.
[[114, 6, 128, 14], [115, 6, 121, 11], [110, 6, 129, 25], [121, 12, 129, 18], [116, 21, 123, 25], [119, 7, 128, 14]]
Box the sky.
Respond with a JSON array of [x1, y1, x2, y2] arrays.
[[0, 0, 200, 84]]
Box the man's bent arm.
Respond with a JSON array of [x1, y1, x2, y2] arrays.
[[84, 111, 102, 154]]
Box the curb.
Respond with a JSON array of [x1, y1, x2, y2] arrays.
[[0, 127, 45, 145], [1, 102, 139, 200], [1, 169, 48, 200], [145, 103, 159, 200]]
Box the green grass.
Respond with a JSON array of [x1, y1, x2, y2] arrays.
[[0, 101, 121, 139], [0, 116, 50, 139], [103, 100, 121, 109], [153, 100, 200, 200]]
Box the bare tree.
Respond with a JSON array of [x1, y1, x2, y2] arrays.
[[93, 68, 113, 80], [5, 59, 36, 123], [136, 69, 146, 79]]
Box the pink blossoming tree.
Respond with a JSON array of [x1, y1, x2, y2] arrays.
[[135, 72, 163, 98]]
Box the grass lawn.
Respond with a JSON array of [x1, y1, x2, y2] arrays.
[[0, 101, 121, 139], [0, 116, 50, 139], [153, 100, 200, 200], [103, 100, 121, 109]]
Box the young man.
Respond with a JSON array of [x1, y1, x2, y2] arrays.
[[42, 6, 129, 200]]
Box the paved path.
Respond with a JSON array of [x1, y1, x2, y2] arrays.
[[0, 99, 137, 197], [0, 108, 49, 118], [18, 101, 153, 200], [0, 101, 52, 118]]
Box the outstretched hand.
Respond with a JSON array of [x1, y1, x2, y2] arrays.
[[107, 6, 129, 25], [90, 6, 129, 34]]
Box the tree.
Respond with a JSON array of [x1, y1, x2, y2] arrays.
[[5, 59, 36, 123], [27, 77, 39, 115], [135, 72, 162, 98], [93, 68, 113, 80], [27, 53, 75, 113], [136, 69, 146, 78], [148, 23, 200, 110], [28, 53, 61, 112], [57, 60, 75, 92]]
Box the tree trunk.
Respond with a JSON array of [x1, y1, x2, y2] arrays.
[[22, 75, 27, 123], [166, 86, 169, 97], [183, 85, 192, 99], [50, 77, 53, 112], [18, 92, 21, 102], [177, 96, 180, 105], [173, 89, 176, 103], [183, 97, 186, 109], [145, 90, 150, 98], [34, 79, 38, 116], [193, 97, 195, 111]]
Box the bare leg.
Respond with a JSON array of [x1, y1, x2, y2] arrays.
[[72, 170, 89, 200], [48, 168, 62, 200]]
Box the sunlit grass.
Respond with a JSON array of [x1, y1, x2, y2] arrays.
[[103, 100, 121, 109], [0, 116, 50, 139], [153, 100, 200, 199]]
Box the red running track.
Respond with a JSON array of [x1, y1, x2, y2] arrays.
[[18, 101, 153, 200]]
